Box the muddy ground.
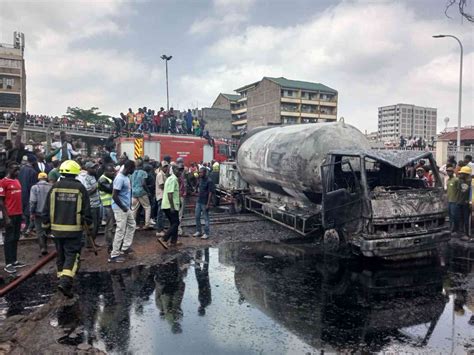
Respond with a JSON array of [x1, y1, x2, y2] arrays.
[[1, 213, 473, 354], [0, 214, 301, 354]]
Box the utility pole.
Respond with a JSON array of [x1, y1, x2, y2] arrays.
[[161, 55, 173, 111], [433, 35, 463, 154]]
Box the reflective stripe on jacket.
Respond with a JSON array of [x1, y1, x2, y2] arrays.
[[98, 175, 113, 207], [42, 177, 92, 238]]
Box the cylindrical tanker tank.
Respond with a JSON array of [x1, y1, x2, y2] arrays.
[[236, 122, 371, 204]]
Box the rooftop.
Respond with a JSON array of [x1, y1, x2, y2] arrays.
[[235, 81, 259, 93], [221, 93, 241, 101], [438, 127, 474, 142], [235, 77, 337, 94], [265, 77, 337, 94], [379, 104, 437, 110]]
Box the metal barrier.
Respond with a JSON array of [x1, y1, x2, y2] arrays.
[[0, 117, 113, 138], [447, 146, 473, 162]]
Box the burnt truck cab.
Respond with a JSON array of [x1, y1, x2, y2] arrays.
[[321, 150, 450, 259]]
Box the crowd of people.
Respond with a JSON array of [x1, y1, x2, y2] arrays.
[[441, 154, 474, 241], [0, 111, 112, 133], [407, 155, 473, 241], [399, 135, 436, 150], [0, 131, 219, 297], [114, 107, 209, 137], [1, 107, 213, 141]]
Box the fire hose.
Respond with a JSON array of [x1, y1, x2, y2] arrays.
[[0, 250, 57, 297]]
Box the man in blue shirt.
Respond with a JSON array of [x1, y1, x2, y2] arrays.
[[193, 167, 215, 240], [109, 160, 136, 262], [130, 160, 151, 229]]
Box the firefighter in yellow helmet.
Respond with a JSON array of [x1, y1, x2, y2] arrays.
[[42, 160, 92, 297]]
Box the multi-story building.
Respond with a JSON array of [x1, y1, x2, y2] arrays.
[[246, 77, 337, 130], [212, 77, 338, 136], [212, 83, 259, 137], [378, 104, 437, 142], [0, 32, 26, 113]]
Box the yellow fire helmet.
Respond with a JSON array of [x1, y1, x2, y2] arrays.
[[59, 160, 81, 175], [212, 162, 220, 172], [459, 166, 472, 175]]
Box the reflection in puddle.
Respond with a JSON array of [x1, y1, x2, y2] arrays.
[[1, 243, 473, 354]]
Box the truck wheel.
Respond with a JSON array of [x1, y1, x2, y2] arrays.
[[233, 196, 245, 214], [323, 229, 340, 252]]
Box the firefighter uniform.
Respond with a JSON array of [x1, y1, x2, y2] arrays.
[[42, 160, 92, 297]]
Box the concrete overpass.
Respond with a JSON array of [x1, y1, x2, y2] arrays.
[[0, 118, 113, 140]]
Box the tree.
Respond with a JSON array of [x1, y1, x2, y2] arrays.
[[445, 0, 473, 22], [65, 107, 112, 126]]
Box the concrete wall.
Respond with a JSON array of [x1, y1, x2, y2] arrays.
[[436, 140, 449, 165], [211, 94, 231, 110], [247, 78, 281, 130], [201, 107, 233, 138]]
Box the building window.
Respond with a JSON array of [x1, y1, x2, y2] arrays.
[[301, 104, 317, 113], [4, 78, 14, 89], [281, 103, 298, 112], [281, 116, 297, 124], [0, 93, 21, 108], [0, 59, 21, 69]]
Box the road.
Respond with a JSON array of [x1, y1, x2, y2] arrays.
[[0, 214, 473, 354]]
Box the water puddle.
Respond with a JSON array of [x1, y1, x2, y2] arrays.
[[1, 242, 473, 353]]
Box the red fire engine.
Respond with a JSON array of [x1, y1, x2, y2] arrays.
[[117, 134, 231, 163]]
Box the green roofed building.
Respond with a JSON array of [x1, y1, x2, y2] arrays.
[[212, 77, 338, 137]]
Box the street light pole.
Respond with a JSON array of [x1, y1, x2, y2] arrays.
[[161, 54, 173, 111], [433, 34, 463, 153]]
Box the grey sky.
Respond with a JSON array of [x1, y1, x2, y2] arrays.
[[0, 0, 472, 133]]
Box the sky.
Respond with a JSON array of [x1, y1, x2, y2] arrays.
[[0, 0, 473, 133]]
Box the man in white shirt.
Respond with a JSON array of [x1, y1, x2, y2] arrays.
[[51, 131, 79, 161], [155, 161, 169, 237]]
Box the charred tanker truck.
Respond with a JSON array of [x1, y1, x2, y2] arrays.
[[217, 122, 450, 259]]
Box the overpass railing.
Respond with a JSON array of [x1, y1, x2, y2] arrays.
[[0, 117, 113, 137]]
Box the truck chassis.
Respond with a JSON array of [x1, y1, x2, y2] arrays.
[[216, 186, 321, 236]]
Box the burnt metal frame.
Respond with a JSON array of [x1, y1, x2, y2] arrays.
[[321, 154, 364, 230], [243, 195, 320, 236]]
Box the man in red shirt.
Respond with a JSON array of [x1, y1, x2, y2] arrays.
[[0, 162, 26, 273], [153, 110, 162, 133]]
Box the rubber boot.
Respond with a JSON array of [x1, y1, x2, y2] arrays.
[[58, 276, 74, 298]]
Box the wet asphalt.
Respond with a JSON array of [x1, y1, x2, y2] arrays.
[[1, 240, 473, 354]]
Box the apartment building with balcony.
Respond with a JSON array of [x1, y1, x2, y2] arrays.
[[378, 104, 437, 142], [245, 77, 337, 130], [212, 77, 337, 137], [212, 93, 240, 118], [0, 32, 26, 113], [212, 82, 258, 137]]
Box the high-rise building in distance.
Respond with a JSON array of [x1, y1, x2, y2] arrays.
[[378, 104, 437, 142], [0, 32, 26, 113]]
